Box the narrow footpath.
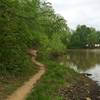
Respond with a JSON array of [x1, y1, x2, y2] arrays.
[[6, 49, 46, 100]]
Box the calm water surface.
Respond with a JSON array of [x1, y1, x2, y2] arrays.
[[60, 49, 100, 86]]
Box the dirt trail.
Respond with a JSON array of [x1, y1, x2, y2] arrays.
[[6, 49, 45, 100]]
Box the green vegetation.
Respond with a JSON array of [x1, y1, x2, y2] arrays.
[[0, 0, 70, 77], [27, 60, 79, 100], [0, 0, 37, 77], [0, 0, 100, 99], [0, 0, 70, 99], [1, 0, 99, 78], [69, 25, 100, 48]]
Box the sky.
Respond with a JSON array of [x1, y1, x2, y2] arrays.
[[47, 0, 100, 30]]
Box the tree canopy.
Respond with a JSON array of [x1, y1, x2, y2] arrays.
[[69, 25, 100, 48], [0, 0, 100, 77], [0, 0, 70, 76]]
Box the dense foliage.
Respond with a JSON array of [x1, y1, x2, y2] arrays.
[[0, 0, 69, 77], [0, 0, 100, 77], [69, 25, 100, 48]]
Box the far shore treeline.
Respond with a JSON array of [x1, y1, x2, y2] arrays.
[[0, 0, 100, 77]]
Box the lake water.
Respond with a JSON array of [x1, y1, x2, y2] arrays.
[[59, 49, 100, 86]]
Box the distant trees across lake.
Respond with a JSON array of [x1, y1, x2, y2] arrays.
[[68, 25, 100, 49]]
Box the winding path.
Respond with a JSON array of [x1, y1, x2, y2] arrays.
[[6, 49, 46, 100]]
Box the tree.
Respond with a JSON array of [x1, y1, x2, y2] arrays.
[[87, 28, 97, 48], [69, 25, 98, 48], [0, 0, 40, 76]]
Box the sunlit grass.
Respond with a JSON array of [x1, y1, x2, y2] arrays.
[[27, 60, 80, 100]]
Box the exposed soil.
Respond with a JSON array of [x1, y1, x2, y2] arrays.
[[6, 49, 46, 100], [6, 49, 100, 100], [59, 75, 100, 100]]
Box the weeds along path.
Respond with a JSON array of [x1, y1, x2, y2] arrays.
[[6, 49, 46, 100]]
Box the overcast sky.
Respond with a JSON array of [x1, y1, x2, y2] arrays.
[[47, 0, 100, 30]]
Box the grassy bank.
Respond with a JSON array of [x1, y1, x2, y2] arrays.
[[0, 55, 37, 100], [26, 60, 80, 100], [0, 67, 37, 100]]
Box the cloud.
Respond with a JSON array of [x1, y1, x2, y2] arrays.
[[47, 0, 100, 30]]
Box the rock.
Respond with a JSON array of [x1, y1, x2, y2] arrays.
[[86, 73, 92, 76], [97, 96, 100, 99], [83, 73, 92, 76], [86, 97, 91, 100]]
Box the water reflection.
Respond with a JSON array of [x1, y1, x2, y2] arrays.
[[60, 49, 100, 85]]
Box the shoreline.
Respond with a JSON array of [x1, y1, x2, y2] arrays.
[[59, 74, 100, 100]]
